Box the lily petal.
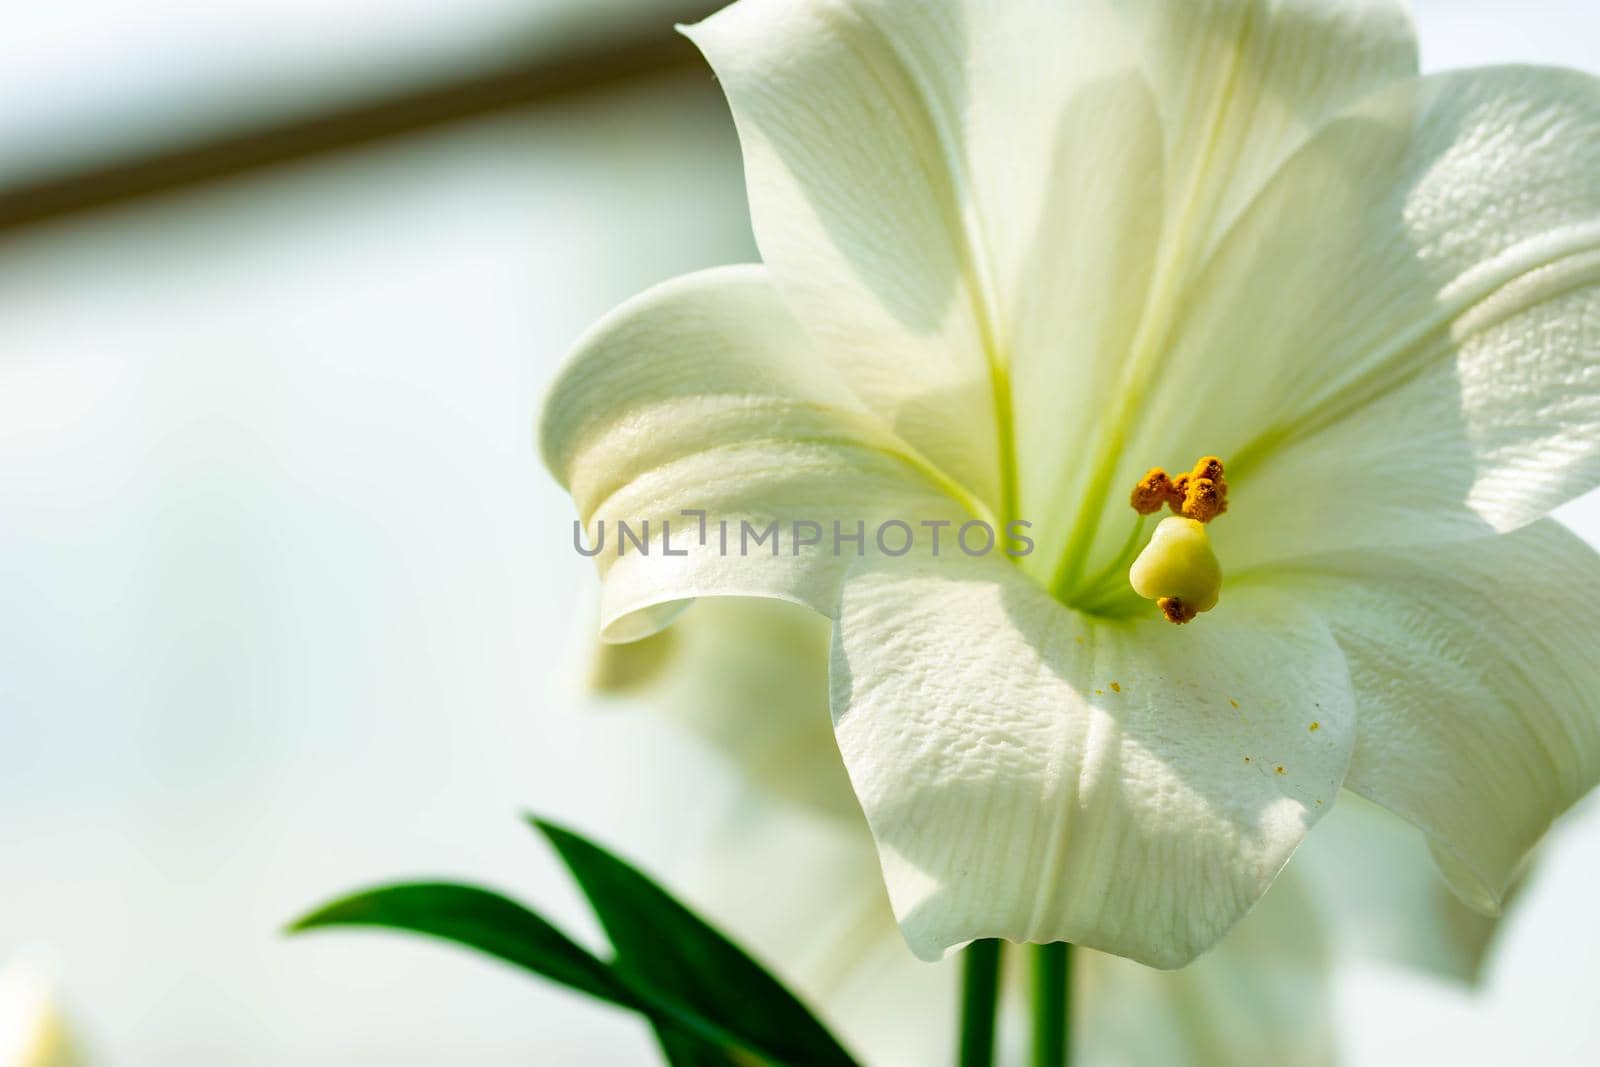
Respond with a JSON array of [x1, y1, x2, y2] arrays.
[[1283, 520, 1600, 916], [589, 598, 857, 822], [679, 787, 1338, 1067], [619, 601, 1339, 1065], [1079, 866, 1334, 1067], [604, 597, 1501, 992], [540, 265, 971, 641], [830, 554, 1355, 968], [683, 0, 1012, 504], [1118, 66, 1600, 575], [1124, 0, 1418, 253], [685, 0, 1418, 528], [1292, 792, 1500, 984]]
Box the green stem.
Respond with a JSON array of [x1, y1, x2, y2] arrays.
[[958, 939, 1004, 1067], [1030, 943, 1071, 1067]]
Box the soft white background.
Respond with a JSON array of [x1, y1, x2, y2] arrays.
[[1, 1, 1597, 1063]]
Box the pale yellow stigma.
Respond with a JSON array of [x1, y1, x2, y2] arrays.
[[1130, 516, 1221, 624], [1128, 456, 1228, 624]]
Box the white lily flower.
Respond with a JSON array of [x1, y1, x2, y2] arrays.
[[544, 0, 1600, 967], [593, 598, 1500, 1065]]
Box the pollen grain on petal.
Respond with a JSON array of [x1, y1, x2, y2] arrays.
[[1309, 721, 1321, 732], [1110, 681, 1122, 693]]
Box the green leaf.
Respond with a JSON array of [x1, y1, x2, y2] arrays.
[[288, 882, 633, 1008], [532, 816, 860, 1067], [652, 1022, 752, 1067], [289, 821, 861, 1067]]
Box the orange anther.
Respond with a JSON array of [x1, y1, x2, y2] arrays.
[[1181, 477, 1225, 523], [1130, 468, 1178, 514], [1158, 596, 1198, 624]]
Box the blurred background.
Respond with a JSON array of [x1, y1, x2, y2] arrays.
[[2, 0, 1599, 1063]]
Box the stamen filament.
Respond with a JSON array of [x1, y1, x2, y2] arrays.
[[1069, 516, 1151, 607]]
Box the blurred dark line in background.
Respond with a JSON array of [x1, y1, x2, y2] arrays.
[[0, 4, 723, 235]]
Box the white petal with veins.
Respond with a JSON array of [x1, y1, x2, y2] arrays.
[[541, 264, 969, 641], [1141, 67, 1600, 575], [1281, 521, 1600, 915], [831, 554, 1354, 967]]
